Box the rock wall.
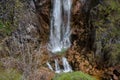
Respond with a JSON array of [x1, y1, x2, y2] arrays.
[[91, 0, 120, 67], [0, 0, 120, 79]]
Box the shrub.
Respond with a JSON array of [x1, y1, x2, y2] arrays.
[[53, 71, 96, 80]]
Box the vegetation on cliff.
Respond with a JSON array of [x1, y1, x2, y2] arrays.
[[91, 0, 120, 67], [0, 62, 22, 80], [53, 71, 96, 80]]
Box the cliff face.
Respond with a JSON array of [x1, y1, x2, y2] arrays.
[[91, 0, 120, 67], [0, 0, 120, 80], [0, 0, 41, 58], [0, 0, 97, 55]]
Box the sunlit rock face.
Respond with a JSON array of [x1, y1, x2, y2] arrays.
[[6, 1, 40, 55], [0, 0, 41, 56]]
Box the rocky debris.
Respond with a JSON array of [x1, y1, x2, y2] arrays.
[[104, 66, 120, 80], [66, 43, 93, 73], [29, 67, 55, 80]]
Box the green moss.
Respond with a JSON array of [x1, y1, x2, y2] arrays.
[[0, 0, 24, 37], [91, 0, 120, 67], [0, 62, 22, 80], [0, 20, 13, 36], [105, 0, 120, 10], [109, 44, 120, 65], [54, 48, 68, 56], [53, 71, 96, 80], [92, 0, 120, 45]]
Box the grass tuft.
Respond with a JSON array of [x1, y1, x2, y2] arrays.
[[53, 71, 96, 80]]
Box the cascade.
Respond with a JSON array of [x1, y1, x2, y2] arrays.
[[55, 59, 61, 73], [62, 57, 72, 72], [47, 57, 72, 73], [48, 0, 72, 53], [47, 0, 72, 73], [46, 62, 54, 71]]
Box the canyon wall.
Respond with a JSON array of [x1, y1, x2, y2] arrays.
[[0, 0, 120, 79]]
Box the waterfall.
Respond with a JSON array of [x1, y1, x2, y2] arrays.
[[62, 57, 72, 72], [55, 59, 61, 73], [47, 57, 72, 73], [46, 62, 54, 71], [46, 0, 73, 73], [48, 0, 72, 53]]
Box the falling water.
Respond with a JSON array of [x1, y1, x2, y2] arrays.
[[48, 0, 72, 53], [46, 62, 54, 71], [55, 59, 61, 73], [47, 0, 73, 73], [62, 57, 72, 72], [47, 57, 72, 73]]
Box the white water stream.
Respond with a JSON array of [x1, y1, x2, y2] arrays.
[[47, 57, 72, 73], [62, 57, 72, 73], [47, 0, 72, 73], [48, 0, 72, 53]]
